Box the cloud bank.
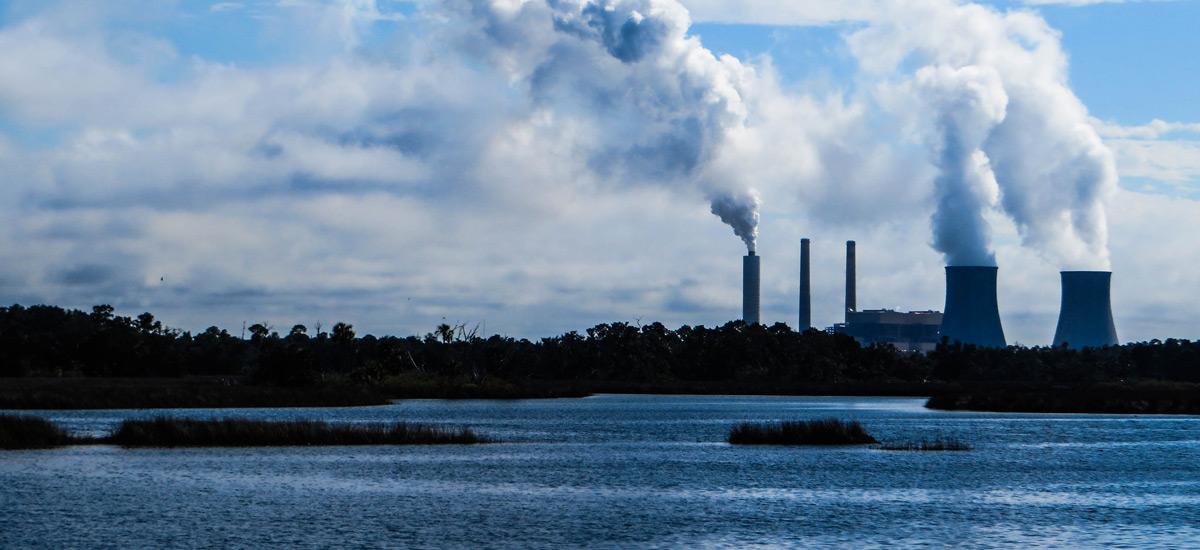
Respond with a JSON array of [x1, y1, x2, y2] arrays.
[[0, 0, 1194, 344]]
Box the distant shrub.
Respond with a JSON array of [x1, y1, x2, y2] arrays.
[[0, 415, 76, 449], [879, 439, 972, 451], [728, 419, 877, 445], [106, 417, 493, 448]]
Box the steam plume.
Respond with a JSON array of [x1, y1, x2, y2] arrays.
[[710, 190, 760, 253], [915, 65, 1007, 266], [851, 0, 1118, 269], [456, 0, 760, 251]]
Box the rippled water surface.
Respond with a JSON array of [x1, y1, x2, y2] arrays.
[[3, 395, 1199, 548]]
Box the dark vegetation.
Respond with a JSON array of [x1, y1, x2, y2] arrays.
[[0, 414, 491, 449], [1, 304, 1198, 411], [926, 382, 1200, 414], [728, 419, 878, 445], [879, 439, 972, 451], [0, 415, 77, 449], [107, 418, 491, 447]]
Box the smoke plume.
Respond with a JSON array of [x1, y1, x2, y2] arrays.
[[452, 0, 761, 252], [914, 65, 1008, 266], [851, 0, 1118, 270], [709, 190, 761, 253]]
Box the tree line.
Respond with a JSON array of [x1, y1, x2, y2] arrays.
[[1, 304, 1197, 387]]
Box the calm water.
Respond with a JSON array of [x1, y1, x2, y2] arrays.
[[2, 395, 1199, 548]]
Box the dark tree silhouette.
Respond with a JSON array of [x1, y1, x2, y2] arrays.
[[0, 304, 1197, 393]]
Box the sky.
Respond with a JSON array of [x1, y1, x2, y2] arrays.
[[0, 0, 1197, 345]]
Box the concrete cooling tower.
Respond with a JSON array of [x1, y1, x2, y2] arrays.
[[1053, 271, 1118, 349], [743, 252, 760, 325], [940, 266, 1007, 348]]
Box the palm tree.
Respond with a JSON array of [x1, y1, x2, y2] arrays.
[[332, 322, 355, 344], [435, 323, 454, 344]]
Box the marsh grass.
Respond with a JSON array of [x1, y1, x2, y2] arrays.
[[728, 419, 878, 445], [106, 417, 493, 448], [879, 439, 972, 451], [0, 378, 390, 410], [0, 414, 78, 449]]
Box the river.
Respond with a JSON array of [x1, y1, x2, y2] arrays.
[[2, 395, 1198, 548]]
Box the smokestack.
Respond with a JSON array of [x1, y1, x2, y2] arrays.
[[845, 240, 856, 323], [1053, 271, 1118, 349], [940, 266, 1006, 347], [799, 238, 811, 331], [743, 252, 760, 325]]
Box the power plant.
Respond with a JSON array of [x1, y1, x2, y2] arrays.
[[743, 251, 760, 325], [833, 240, 945, 352], [1053, 271, 1118, 348], [845, 240, 856, 322], [735, 238, 1117, 350], [940, 266, 1007, 348], [799, 239, 811, 331]]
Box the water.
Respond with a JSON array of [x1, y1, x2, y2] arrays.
[[2, 395, 1199, 548]]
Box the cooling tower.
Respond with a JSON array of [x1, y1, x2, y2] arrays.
[[940, 266, 1006, 347], [743, 252, 760, 325], [845, 240, 856, 323], [1053, 271, 1118, 348], [799, 239, 811, 331]]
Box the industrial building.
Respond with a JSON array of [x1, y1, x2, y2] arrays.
[[836, 309, 944, 353], [826, 240, 946, 352], [940, 265, 1007, 348], [740, 236, 1119, 350], [1054, 271, 1119, 348]]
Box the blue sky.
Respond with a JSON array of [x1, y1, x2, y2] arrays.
[[698, 1, 1200, 126], [7, 0, 1196, 125], [0, 0, 1197, 344]]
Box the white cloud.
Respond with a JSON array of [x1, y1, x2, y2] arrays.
[[679, 0, 884, 25], [1107, 139, 1200, 185], [1092, 118, 1200, 140], [1090, 119, 1200, 190], [0, 0, 1196, 345], [210, 2, 245, 12]]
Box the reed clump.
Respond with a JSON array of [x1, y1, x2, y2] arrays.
[[879, 439, 972, 451], [0, 414, 78, 449], [728, 418, 878, 445], [107, 417, 493, 448]]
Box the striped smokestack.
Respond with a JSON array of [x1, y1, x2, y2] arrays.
[[799, 238, 811, 331]]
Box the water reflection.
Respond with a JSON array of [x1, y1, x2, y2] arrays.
[[2, 395, 1198, 548]]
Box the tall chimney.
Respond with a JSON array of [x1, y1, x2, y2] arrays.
[[940, 266, 1006, 347], [1053, 271, 1118, 348], [743, 252, 760, 325], [799, 238, 811, 331], [845, 240, 856, 323]]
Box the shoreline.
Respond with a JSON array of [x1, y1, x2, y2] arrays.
[[2, 377, 1197, 415]]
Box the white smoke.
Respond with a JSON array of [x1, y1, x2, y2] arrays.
[[911, 65, 1008, 266], [447, 0, 761, 252], [850, 0, 1118, 270]]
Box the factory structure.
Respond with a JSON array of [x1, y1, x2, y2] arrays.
[[829, 241, 946, 352], [740, 239, 1118, 351]]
